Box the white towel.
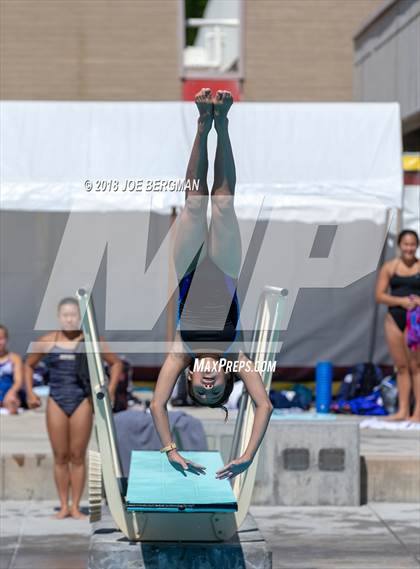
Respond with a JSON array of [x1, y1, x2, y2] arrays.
[[360, 417, 420, 431]]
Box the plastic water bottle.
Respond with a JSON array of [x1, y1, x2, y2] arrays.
[[315, 361, 333, 413]]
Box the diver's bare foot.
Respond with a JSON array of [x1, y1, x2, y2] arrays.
[[53, 506, 70, 519], [213, 90, 233, 129], [195, 88, 213, 134], [385, 412, 409, 421], [69, 506, 88, 520]]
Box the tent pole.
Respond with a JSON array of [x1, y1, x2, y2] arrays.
[[368, 208, 392, 362], [165, 206, 178, 345]]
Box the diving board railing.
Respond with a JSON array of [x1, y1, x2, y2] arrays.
[[77, 288, 137, 539], [76, 285, 287, 541], [230, 286, 288, 528]]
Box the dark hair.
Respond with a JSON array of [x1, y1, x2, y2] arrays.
[[57, 297, 80, 311], [0, 324, 9, 339], [187, 368, 235, 423], [397, 230, 419, 246]]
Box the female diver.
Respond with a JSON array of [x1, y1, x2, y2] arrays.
[[150, 89, 274, 480], [25, 297, 123, 518], [375, 229, 420, 422]]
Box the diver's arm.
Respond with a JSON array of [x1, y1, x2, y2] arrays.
[[150, 338, 191, 449], [216, 353, 273, 480], [234, 352, 273, 461], [150, 351, 207, 474], [151, 352, 206, 474], [215, 352, 273, 480]]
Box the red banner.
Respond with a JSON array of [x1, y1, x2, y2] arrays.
[[182, 79, 241, 101]]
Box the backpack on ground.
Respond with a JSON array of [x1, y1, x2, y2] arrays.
[[336, 362, 383, 402]]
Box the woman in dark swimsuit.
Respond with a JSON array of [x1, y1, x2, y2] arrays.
[[25, 297, 122, 519], [151, 89, 273, 481], [376, 229, 420, 422]]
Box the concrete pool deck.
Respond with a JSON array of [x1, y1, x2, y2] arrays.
[[1, 500, 419, 569], [1, 409, 419, 567]]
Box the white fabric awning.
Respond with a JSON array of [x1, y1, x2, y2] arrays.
[[1, 101, 402, 223]]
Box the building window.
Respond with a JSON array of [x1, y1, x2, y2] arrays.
[[181, 0, 242, 79]]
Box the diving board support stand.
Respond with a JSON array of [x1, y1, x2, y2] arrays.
[[231, 286, 287, 528], [77, 288, 137, 539], [77, 285, 287, 542]]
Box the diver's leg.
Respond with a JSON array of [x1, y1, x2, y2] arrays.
[[209, 91, 241, 278], [173, 88, 213, 278]]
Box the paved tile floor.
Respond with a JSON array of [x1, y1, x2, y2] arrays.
[[1, 501, 419, 569], [1, 501, 90, 569], [252, 502, 420, 569]]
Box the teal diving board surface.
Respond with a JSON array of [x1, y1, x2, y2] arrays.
[[126, 451, 238, 513]]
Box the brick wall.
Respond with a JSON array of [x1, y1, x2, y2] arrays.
[[0, 0, 180, 100], [243, 0, 384, 101], [1, 0, 384, 102]]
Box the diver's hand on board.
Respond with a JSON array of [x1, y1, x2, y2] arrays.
[[167, 449, 207, 477], [215, 455, 253, 480]]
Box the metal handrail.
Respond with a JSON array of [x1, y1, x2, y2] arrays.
[[229, 286, 288, 462]]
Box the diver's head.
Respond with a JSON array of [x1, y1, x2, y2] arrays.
[[186, 355, 234, 421]]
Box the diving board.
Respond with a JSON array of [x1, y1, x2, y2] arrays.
[[77, 284, 287, 541], [126, 451, 237, 513]]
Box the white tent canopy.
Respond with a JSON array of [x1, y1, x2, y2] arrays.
[[0, 101, 403, 366], [1, 101, 402, 222]]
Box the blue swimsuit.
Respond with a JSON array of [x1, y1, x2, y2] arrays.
[[0, 358, 14, 403]]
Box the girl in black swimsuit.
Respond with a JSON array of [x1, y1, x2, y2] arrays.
[[25, 297, 123, 519], [151, 89, 273, 480], [376, 229, 420, 422]]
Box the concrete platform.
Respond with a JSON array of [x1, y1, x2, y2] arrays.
[[1, 409, 419, 503], [88, 510, 271, 569], [1, 500, 91, 569], [1, 501, 419, 569]]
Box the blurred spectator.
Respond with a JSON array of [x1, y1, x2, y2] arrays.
[[0, 324, 23, 414], [375, 230, 420, 422], [24, 297, 123, 520]]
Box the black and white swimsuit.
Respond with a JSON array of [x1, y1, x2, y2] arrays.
[[176, 256, 240, 357]]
